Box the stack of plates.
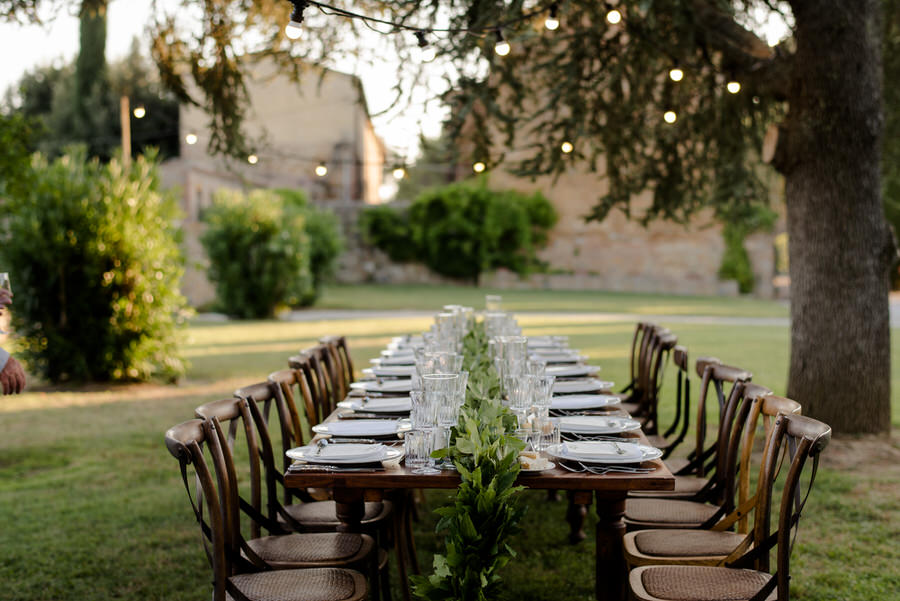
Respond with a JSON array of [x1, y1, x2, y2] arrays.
[[362, 365, 416, 378], [312, 419, 411, 438], [546, 364, 601, 378], [558, 415, 642, 435], [550, 393, 621, 411], [552, 379, 615, 395], [286, 443, 403, 464], [350, 379, 413, 394], [547, 441, 662, 465], [337, 397, 412, 413]]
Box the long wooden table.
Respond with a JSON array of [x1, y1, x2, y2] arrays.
[[284, 414, 674, 601]]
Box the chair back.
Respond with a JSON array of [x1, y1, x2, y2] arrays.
[[725, 413, 831, 601], [640, 330, 678, 436], [288, 351, 332, 426], [654, 343, 691, 458], [623, 322, 653, 397], [299, 345, 341, 418], [164, 419, 229, 601], [320, 335, 355, 394]]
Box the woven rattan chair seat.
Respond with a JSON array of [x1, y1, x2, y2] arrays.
[[246, 532, 369, 565], [625, 498, 719, 528], [629, 565, 774, 601], [631, 529, 745, 558], [630, 474, 709, 498], [227, 567, 367, 601], [283, 500, 389, 527]]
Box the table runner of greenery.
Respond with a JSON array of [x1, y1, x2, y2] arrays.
[[412, 321, 527, 601]]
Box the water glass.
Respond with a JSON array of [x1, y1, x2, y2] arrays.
[[409, 390, 436, 429], [529, 374, 555, 417], [534, 417, 560, 453], [515, 428, 539, 453], [527, 358, 547, 376], [405, 429, 439, 474]]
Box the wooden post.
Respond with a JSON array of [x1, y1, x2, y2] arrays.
[[120, 95, 131, 167]]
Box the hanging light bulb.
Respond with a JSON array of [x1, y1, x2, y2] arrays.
[[494, 30, 510, 56], [392, 167, 406, 180], [285, 0, 307, 40], [606, 9, 622, 24], [315, 163, 328, 177], [669, 68, 684, 82], [415, 31, 437, 62], [247, 154, 259, 165], [132, 105, 146, 119], [561, 141, 573, 154], [663, 110, 677, 124], [473, 162, 486, 173], [544, 4, 560, 30], [726, 80, 741, 94], [184, 133, 198, 145]]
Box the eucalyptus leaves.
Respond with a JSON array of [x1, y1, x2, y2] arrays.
[[412, 322, 526, 601]]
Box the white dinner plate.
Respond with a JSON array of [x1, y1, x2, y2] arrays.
[[337, 397, 412, 413], [371, 356, 416, 366], [547, 442, 662, 465], [350, 379, 413, 394], [558, 416, 642, 435], [312, 419, 411, 437], [546, 365, 601, 378], [552, 379, 615, 395], [286, 444, 403, 464], [550, 394, 621, 411], [362, 365, 417, 378]]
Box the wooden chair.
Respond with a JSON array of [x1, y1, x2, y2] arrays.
[[628, 413, 831, 601], [619, 323, 666, 417], [618, 322, 656, 404], [288, 351, 331, 427], [164, 419, 369, 601], [643, 344, 691, 460], [624, 391, 802, 567], [624, 374, 762, 530], [320, 335, 355, 395], [634, 331, 678, 436]]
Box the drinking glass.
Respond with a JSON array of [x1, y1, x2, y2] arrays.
[[424, 372, 460, 470], [506, 375, 534, 425], [485, 294, 503, 311], [515, 428, 539, 453], [527, 358, 548, 377], [529, 374, 555, 419], [534, 417, 560, 453], [409, 390, 436, 429], [405, 429, 439, 474]]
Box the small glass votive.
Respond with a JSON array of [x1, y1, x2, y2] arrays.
[[534, 417, 560, 453]]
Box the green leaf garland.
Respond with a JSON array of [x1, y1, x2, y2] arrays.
[[412, 321, 526, 601]]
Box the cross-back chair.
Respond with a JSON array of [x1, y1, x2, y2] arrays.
[[625, 374, 763, 530], [624, 389, 802, 567], [164, 418, 369, 601], [619, 322, 656, 404], [628, 412, 831, 601], [643, 344, 692, 460], [320, 335, 355, 395], [635, 331, 678, 436]]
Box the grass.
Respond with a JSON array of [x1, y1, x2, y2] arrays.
[[315, 284, 790, 318], [0, 288, 897, 600]]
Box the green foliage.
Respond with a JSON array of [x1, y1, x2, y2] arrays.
[[3, 41, 180, 161], [201, 189, 314, 318], [0, 111, 36, 200], [0, 148, 187, 382], [361, 180, 557, 282], [413, 321, 525, 601], [274, 188, 344, 305], [717, 203, 778, 294]]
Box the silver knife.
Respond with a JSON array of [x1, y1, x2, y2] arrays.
[[288, 464, 384, 472]]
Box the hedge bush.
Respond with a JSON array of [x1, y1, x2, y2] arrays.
[[360, 180, 557, 281], [274, 189, 344, 305], [200, 188, 343, 314], [0, 148, 187, 382]]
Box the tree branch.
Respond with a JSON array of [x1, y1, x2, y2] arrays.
[[691, 0, 793, 100]]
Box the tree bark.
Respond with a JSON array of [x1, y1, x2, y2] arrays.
[[781, 0, 892, 434]]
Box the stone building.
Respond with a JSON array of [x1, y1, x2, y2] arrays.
[[160, 61, 386, 305]]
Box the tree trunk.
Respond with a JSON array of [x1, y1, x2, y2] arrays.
[[781, 0, 892, 434]]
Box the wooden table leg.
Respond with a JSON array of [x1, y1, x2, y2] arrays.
[[333, 487, 365, 533], [566, 490, 592, 543], [594, 492, 627, 601]]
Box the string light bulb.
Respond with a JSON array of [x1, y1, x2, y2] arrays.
[[415, 31, 437, 62], [184, 133, 198, 145], [726, 80, 741, 94], [669, 68, 684, 82], [606, 9, 622, 24], [285, 0, 308, 40], [473, 161, 486, 173], [544, 5, 559, 30], [315, 163, 328, 177], [494, 30, 510, 56], [132, 105, 146, 119], [561, 141, 573, 154], [392, 167, 406, 180], [663, 110, 677, 124], [247, 154, 259, 165]]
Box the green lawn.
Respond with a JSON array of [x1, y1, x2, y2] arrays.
[[316, 284, 790, 318], [0, 289, 896, 600]]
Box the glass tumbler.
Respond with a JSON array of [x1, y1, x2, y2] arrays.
[[405, 429, 439, 474]]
